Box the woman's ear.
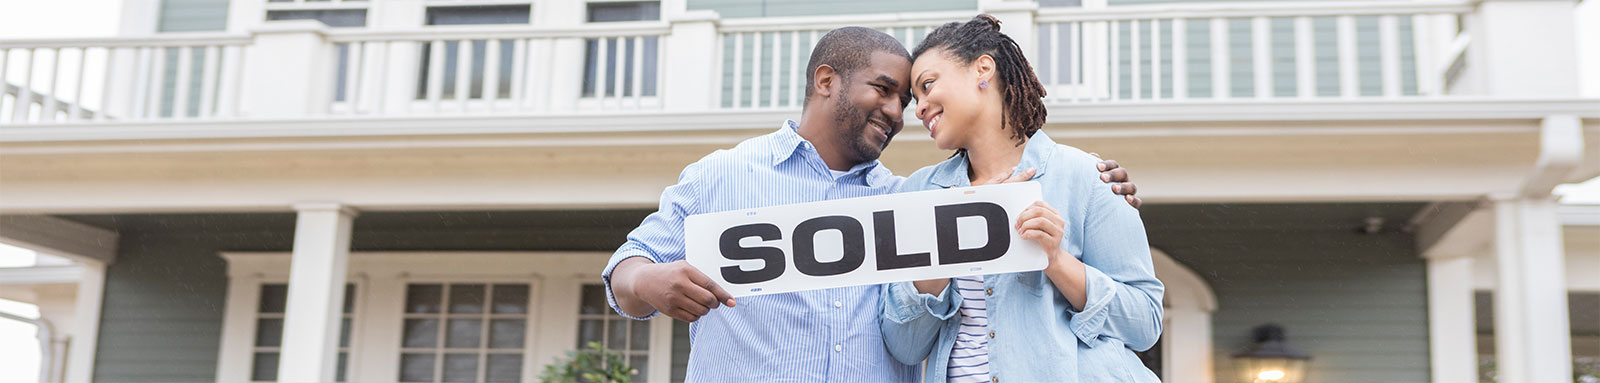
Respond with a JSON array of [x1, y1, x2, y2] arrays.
[[973, 55, 997, 85]]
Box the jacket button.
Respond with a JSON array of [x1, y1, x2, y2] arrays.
[[988, 331, 996, 339], [992, 376, 999, 383], [985, 288, 993, 296]]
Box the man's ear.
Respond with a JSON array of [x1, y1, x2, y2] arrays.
[[973, 55, 996, 85], [812, 64, 838, 99]]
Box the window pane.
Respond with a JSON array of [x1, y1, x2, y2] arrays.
[[403, 318, 440, 348], [642, 37, 658, 96], [580, 285, 608, 315], [451, 284, 485, 314], [630, 354, 649, 382], [339, 317, 352, 348], [485, 354, 523, 383], [630, 319, 650, 351], [587, 1, 660, 22], [343, 284, 357, 314], [489, 319, 526, 349], [259, 284, 288, 313], [252, 352, 280, 382], [336, 352, 348, 382], [407, 284, 443, 313], [425, 5, 531, 26], [492, 284, 529, 314], [265, 10, 368, 28], [399, 353, 436, 383], [578, 319, 603, 349], [607, 319, 629, 350], [255, 318, 284, 347], [447, 318, 483, 348], [442, 353, 479, 383], [582, 39, 599, 97]]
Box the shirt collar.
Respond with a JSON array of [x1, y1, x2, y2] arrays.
[[929, 130, 1056, 188], [769, 119, 889, 186]]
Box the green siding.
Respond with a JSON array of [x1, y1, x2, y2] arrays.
[[158, 0, 230, 32], [1143, 203, 1431, 383]]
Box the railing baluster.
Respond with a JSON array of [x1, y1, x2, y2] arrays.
[[509, 38, 526, 107], [1294, 16, 1314, 98], [1379, 14, 1401, 98], [426, 40, 445, 113], [1412, 15, 1438, 96], [41, 48, 61, 122], [96, 47, 116, 121], [218, 45, 245, 117], [610, 37, 626, 110], [482, 39, 500, 112], [788, 31, 800, 108], [1050, 22, 1061, 100], [1131, 20, 1141, 101], [1110, 21, 1120, 101], [11, 48, 35, 122], [1252, 16, 1271, 99], [345, 41, 365, 114], [631, 36, 645, 108], [1071, 22, 1082, 103], [1172, 18, 1187, 100], [173, 46, 193, 119], [750, 32, 762, 109], [1211, 18, 1230, 99], [768, 33, 780, 109], [144, 47, 164, 119], [199, 45, 220, 118], [373, 41, 392, 113], [731, 32, 742, 108], [129, 48, 149, 119], [455, 39, 473, 112], [69, 47, 89, 121], [1337, 15, 1358, 98], [1151, 19, 1161, 101]]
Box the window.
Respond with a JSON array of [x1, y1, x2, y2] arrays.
[[582, 1, 660, 99], [251, 283, 358, 382], [400, 283, 531, 383], [265, 10, 369, 28], [577, 284, 652, 382]]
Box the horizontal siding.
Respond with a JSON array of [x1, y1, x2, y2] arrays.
[[1144, 203, 1431, 383]]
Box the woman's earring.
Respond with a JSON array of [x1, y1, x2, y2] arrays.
[[979, 80, 988, 89]]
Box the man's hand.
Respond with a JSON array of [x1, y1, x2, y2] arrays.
[[612, 258, 736, 322], [1091, 153, 1141, 209]]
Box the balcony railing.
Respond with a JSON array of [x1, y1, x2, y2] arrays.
[[0, 1, 1477, 126]]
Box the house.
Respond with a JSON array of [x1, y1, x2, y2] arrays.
[[0, 0, 1596, 382]]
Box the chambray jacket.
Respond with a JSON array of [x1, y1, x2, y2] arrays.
[[880, 131, 1164, 383]]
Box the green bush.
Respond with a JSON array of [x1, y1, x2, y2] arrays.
[[539, 342, 635, 383]]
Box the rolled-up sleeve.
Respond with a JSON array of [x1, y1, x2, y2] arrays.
[[601, 162, 706, 321], [1065, 178, 1165, 351], [880, 281, 961, 365]]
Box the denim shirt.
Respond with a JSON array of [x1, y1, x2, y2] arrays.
[[879, 131, 1165, 383]]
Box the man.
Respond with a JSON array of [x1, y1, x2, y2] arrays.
[[602, 27, 1140, 382]]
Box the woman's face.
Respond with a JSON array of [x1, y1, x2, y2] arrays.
[[911, 48, 990, 151]]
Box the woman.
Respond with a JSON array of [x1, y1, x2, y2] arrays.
[[880, 14, 1164, 383]]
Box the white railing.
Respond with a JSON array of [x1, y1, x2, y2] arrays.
[[1031, 1, 1472, 103], [323, 23, 669, 116], [0, 34, 250, 124]]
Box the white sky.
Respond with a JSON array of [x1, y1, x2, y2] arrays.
[[0, 1, 1595, 381]]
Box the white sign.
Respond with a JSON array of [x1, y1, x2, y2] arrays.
[[685, 182, 1049, 297]]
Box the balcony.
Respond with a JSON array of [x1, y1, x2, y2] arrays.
[[0, 0, 1552, 132]]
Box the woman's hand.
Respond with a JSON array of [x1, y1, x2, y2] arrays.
[[1018, 200, 1089, 308]]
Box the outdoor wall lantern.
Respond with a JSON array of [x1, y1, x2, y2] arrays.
[[1233, 324, 1311, 383]]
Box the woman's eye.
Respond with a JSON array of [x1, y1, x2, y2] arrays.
[[921, 80, 933, 92]]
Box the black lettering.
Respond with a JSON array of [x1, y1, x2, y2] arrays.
[[873, 210, 931, 270], [934, 202, 1010, 265], [719, 223, 786, 284], [793, 215, 866, 276]]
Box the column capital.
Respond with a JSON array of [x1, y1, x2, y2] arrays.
[[292, 202, 360, 217]]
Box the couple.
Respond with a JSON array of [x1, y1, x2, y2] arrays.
[[603, 15, 1162, 383]]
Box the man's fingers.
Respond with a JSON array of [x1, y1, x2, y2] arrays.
[[674, 296, 712, 317], [1128, 195, 1143, 209], [679, 264, 735, 307], [1105, 167, 1129, 184], [682, 284, 719, 310], [705, 282, 737, 307], [1116, 182, 1138, 196]]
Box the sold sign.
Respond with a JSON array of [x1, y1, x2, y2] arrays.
[[685, 182, 1049, 297]]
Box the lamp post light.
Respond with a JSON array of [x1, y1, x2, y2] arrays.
[[1233, 324, 1311, 383]]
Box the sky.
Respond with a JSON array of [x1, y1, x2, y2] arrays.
[[0, 1, 1597, 382]]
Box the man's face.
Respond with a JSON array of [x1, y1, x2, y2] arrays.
[[830, 51, 912, 165]]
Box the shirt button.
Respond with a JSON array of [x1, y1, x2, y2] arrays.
[[985, 288, 993, 296], [834, 344, 842, 352], [833, 301, 842, 308], [988, 331, 996, 339]]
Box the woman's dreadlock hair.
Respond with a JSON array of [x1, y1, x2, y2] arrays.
[[912, 14, 1047, 149]]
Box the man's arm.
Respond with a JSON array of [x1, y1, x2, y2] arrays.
[[602, 162, 736, 322]]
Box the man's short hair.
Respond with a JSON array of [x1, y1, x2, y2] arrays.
[[803, 26, 912, 103]]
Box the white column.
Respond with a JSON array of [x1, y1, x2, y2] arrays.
[[1472, 0, 1581, 97], [1163, 308, 1213, 383], [1490, 197, 1573, 383], [278, 203, 358, 383], [662, 11, 720, 112], [1425, 255, 1477, 383], [239, 21, 334, 118]]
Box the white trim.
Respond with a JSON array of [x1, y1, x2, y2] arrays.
[[0, 266, 83, 285], [1151, 248, 1215, 383], [62, 262, 103, 383], [0, 215, 119, 265]]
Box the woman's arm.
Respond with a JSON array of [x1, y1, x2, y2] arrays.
[[880, 281, 961, 365]]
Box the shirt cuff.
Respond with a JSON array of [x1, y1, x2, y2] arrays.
[[1067, 264, 1117, 345], [884, 280, 963, 323], [602, 248, 659, 321]]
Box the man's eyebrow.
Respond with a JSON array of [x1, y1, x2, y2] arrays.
[[873, 74, 901, 89]]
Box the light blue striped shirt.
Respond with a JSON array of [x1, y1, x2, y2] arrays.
[[601, 120, 919, 383]]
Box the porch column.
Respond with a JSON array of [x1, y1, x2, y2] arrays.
[[1490, 197, 1572, 383], [278, 203, 358, 383], [1424, 254, 1476, 383]]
